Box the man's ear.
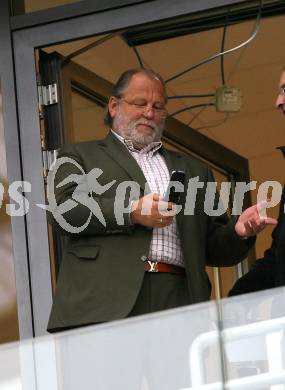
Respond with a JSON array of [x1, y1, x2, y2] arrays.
[[108, 96, 119, 119]]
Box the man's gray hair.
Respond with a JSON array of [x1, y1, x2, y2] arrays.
[[104, 68, 167, 127]]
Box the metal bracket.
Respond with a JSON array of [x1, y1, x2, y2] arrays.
[[38, 83, 58, 106]]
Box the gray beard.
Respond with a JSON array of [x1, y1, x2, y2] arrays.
[[113, 112, 165, 148], [125, 125, 163, 147]]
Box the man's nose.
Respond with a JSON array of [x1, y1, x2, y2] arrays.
[[142, 107, 155, 118], [275, 93, 285, 109]]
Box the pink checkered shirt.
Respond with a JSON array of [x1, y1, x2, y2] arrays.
[[112, 131, 184, 267]]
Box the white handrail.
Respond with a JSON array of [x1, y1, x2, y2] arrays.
[[185, 316, 285, 390]]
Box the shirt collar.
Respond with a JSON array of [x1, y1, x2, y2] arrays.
[[111, 129, 162, 156]]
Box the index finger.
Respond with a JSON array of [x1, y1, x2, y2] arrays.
[[263, 217, 278, 226], [257, 199, 270, 218]]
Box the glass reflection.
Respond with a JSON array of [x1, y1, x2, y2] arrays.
[[0, 88, 19, 344], [222, 288, 285, 389]]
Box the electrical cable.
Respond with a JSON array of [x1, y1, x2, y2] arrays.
[[186, 96, 216, 127], [227, 33, 248, 82], [165, 0, 263, 84], [132, 46, 144, 68], [187, 10, 230, 128], [195, 113, 229, 130], [168, 94, 215, 99], [62, 33, 115, 64], [220, 9, 230, 86], [169, 103, 215, 118]]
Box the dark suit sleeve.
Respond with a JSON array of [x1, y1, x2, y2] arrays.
[[228, 256, 276, 296], [204, 167, 255, 267], [228, 187, 285, 296]]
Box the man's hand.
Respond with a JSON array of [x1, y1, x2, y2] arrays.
[[235, 200, 277, 238], [130, 193, 176, 228]]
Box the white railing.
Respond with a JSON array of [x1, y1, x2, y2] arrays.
[[2, 288, 285, 390], [182, 316, 285, 390]]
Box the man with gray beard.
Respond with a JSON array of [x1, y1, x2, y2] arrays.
[[47, 68, 276, 332]]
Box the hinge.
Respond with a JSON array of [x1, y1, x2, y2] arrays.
[[41, 135, 58, 180], [42, 149, 59, 181], [38, 83, 58, 106]]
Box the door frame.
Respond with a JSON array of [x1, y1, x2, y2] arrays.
[[11, 0, 251, 337]]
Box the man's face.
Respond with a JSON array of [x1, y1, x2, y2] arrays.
[[275, 70, 285, 114], [108, 74, 167, 148]]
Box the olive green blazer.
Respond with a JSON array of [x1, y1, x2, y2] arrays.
[[47, 132, 253, 331]]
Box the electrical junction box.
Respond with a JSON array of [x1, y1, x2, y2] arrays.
[[215, 86, 241, 112]]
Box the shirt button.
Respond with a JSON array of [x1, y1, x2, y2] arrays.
[[141, 255, 148, 262]]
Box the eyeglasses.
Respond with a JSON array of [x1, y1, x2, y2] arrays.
[[119, 98, 168, 117], [279, 86, 285, 95]]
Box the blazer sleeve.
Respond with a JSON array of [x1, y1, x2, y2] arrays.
[[205, 167, 255, 267], [228, 187, 285, 296]]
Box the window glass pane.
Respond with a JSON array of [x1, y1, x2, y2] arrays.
[[221, 287, 285, 387], [0, 300, 221, 390], [71, 90, 108, 143], [0, 85, 19, 343], [11, 0, 82, 15]]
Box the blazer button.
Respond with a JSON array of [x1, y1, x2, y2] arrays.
[[140, 255, 148, 262]]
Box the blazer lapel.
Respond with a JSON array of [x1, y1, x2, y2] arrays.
[[161, 146, 187, 175], [98, 132, 147, 192]]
